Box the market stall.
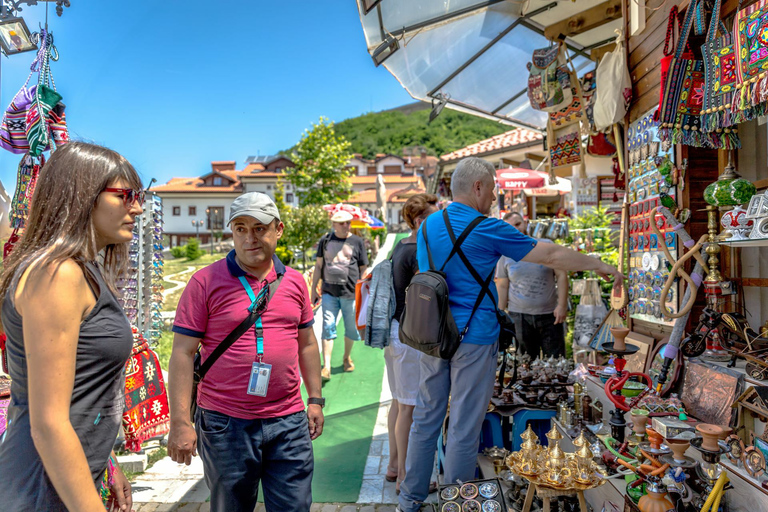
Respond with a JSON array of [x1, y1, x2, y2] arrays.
[[358, 0, 768, 510]]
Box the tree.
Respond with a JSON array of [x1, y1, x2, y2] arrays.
[[273, 178, 290, 218], [273, 178, 293, 265], [282, 205, 330, 270], [285, 117, 354, 207]]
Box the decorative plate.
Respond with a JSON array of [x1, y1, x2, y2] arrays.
[[478, 482, 498, 499], [440, 486, 460, 501], [459, 483, 478, 500]]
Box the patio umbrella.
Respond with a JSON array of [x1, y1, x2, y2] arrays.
[[356, 1, 619, 129], [351, 215, 386, 230], [322, 203, 373, 224]]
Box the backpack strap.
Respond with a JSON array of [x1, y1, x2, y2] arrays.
[[421, 210, 485, 272], [441, 210, 499, 341]]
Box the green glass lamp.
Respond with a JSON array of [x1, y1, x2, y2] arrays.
[[703, 153, 756, 207]]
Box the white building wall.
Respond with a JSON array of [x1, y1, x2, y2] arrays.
[[376, 156, 404, 174], [160, 195, 239, 236]]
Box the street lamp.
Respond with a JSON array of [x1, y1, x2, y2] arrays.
[[191, 219, 203, 241], [205, 208, 213, 255]]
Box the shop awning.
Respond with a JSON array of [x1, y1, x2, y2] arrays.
[[356, 0, 623, 131]]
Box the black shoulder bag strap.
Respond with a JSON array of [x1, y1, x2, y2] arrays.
[[443, 210, 499, 341], [196, 274, 284, 382], [421, 209, 486, 272]]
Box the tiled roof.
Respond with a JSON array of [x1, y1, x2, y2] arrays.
[[151, 176, 243, 193], [347, 184, 426, 205], [440, 128, 543, 162]]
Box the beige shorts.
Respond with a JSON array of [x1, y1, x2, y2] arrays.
[[383, 320, 421, 406]]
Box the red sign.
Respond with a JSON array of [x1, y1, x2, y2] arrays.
[[495, 169, 547, 190]]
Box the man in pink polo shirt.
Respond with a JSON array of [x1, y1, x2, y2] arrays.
[[167, 192, 324, 512]]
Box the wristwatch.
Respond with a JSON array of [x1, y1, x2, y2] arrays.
[[307, 397, 326, 408]]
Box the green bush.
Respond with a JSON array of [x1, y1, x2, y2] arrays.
[[170, 246, 185, 258], [275, 245, 293, 265], [185, 238, 204, 261]]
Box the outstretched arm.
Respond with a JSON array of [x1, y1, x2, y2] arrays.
[[522, 242, 623, 283]]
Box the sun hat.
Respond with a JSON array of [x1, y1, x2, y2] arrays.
[[227, 192, 280, 225], [330, 210, 354, 223]]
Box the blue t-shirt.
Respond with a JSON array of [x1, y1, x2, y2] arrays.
[[417, 202, 538, 345]]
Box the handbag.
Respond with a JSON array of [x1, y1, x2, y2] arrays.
[[189, 275, 283, 421], [657, 6, 694, 121], [732, 0, 768, 118], [658, 0, 709, 148], [700, 0, 743, 148], [527, 43, 573, 113], [594, 30, 632, 131]]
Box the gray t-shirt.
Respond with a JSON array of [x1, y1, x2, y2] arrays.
[[496, 238, 558, 315]]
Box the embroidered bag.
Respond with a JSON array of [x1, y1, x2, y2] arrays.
[[527, 43, 573, 112], [122, 335, 170, 452], [658, 0, 708, 147], [548, 121, 583, 172], [657, 6, 694, 119], [700, 0, 742, 148], [0, 84, 35, 154], [732, 0, 768, 118]]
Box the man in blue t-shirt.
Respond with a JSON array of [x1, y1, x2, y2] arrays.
[[398, 157, 623, 512]]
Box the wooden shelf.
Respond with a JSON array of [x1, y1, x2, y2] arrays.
[[718, 238, 768, 247]]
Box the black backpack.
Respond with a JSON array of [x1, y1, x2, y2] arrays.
[[399, 210, 492, 360]]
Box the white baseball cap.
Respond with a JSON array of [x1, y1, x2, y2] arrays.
[[330, 210, 354, 223], [228, 192, 280, 225]]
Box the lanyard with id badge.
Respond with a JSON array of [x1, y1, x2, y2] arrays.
[[239, 276, 273, 397]]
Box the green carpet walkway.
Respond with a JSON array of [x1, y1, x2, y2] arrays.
[[304, 320, 386, 503]]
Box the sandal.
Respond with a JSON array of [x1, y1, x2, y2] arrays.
[[385, 465, 398, 482]]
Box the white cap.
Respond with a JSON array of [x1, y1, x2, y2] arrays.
[[330, 210, 354, 223]]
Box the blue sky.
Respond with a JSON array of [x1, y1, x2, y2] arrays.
[[0, 0, 412, 191]]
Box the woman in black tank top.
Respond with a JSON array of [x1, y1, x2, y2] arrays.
[[0, 143, 143, 511]]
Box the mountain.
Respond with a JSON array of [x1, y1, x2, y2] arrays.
[[332, 103, 510, 159]]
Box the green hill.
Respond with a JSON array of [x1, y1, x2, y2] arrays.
[[332, 103, 510, 159]]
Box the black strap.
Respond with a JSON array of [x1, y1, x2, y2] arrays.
[[197, 274, 283, 382], [421, 209, 486, 272], [442, 210, 499, 340]]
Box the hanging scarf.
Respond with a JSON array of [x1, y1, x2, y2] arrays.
[[122, 334, 170, 452]]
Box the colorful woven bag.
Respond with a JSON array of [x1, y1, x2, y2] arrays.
[[527, 43, 572, 112], [700, 0, 741, 149], [657, 5, 693, 120], [732, 0, 768, 118], [658, 1, 709, 147]]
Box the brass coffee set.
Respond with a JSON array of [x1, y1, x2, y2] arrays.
[[505, 425, 604, 491]]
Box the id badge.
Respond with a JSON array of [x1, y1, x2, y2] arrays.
[[247, 362, 272, 397]]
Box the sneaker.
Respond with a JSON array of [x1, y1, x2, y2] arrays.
[[321, 367, 331, 381], [343, 358, 355, 372]]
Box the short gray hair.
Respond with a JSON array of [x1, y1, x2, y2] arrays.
[[450, 157, 495, 197]]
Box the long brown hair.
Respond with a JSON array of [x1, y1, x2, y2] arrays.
[[0, 142, 142, 302]]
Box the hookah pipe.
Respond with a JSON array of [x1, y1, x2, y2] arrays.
[[651, 206, 710, 394]]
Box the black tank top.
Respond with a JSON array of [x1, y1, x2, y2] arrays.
[[0, 261, 133, 511]]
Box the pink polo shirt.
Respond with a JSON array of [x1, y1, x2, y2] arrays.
[[173, 251, 315, 419]]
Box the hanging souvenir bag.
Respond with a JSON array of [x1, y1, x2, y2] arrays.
[[658, 0, 708, 147], [527, 43, 573, 112], [0, 84, 35, 154], [594, 30, 632, 131], [581, 71, 597, 128], [26, 32, 65, 157], [700, 0, 742, 149], [732, 0, 768, 118], [657, 6, 694, 119]]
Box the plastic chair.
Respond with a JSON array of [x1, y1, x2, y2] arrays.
[[511, 408, 557, 451], [479, 411, 504, 452]]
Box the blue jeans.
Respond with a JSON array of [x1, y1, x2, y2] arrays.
[[196, 408, 314, 512], [321, 293, 361, 341], [398, 342, 498, 512]]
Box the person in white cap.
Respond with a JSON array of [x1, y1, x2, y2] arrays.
[[167, 192, 324, 512], [310, 209, 369, 381]]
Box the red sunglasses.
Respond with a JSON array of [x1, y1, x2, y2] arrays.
[[103, 187, 145, 208]]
